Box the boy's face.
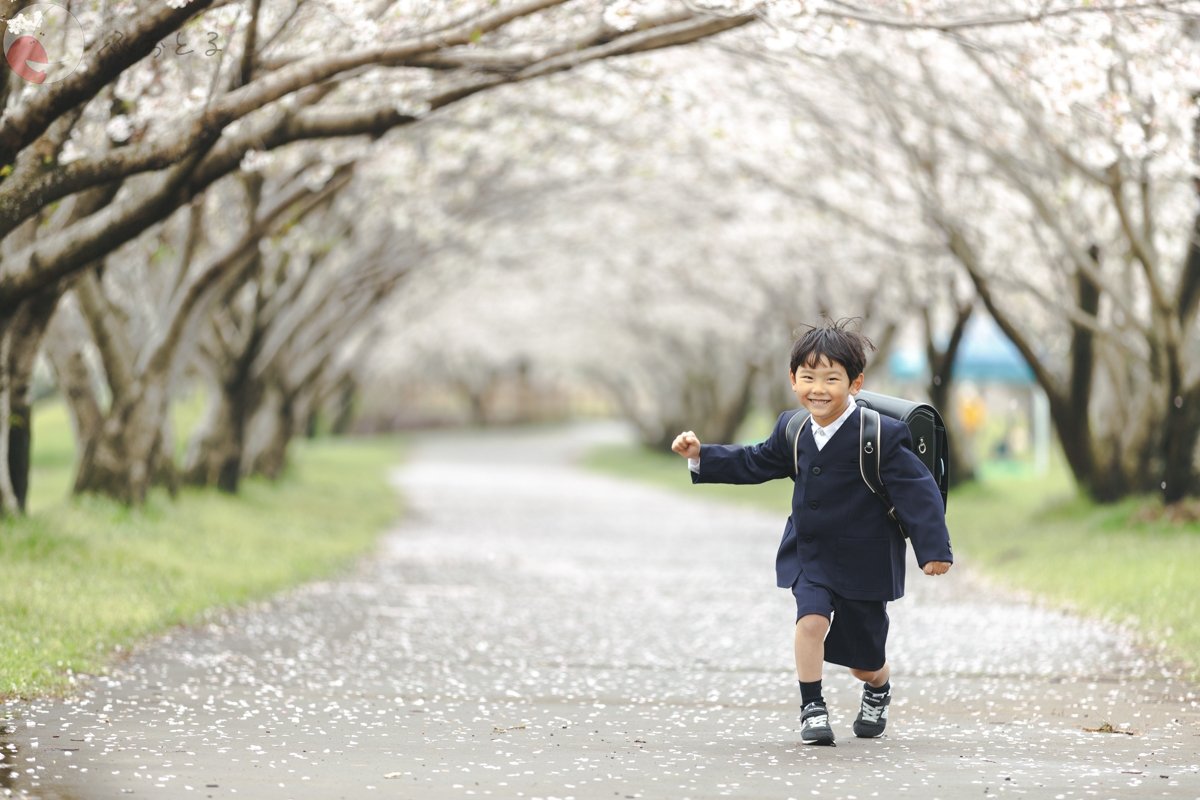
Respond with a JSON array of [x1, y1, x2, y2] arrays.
[[790, 356, 865, 428]]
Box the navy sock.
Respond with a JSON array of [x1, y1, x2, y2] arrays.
[[799, 680, 824, 707], [865, 679, 891, 695]]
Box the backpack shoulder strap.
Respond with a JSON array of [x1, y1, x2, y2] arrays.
[[859, 407, 907, 537], [858, 407, 883, 497], [785, 409, 810, 476]]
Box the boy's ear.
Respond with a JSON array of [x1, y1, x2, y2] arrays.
[[850, 373, 865, 394]]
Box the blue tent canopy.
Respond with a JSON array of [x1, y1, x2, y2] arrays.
[[888, 316, 1035, 384]]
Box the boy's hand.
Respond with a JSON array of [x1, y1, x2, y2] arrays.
[[671, 431, 701, 459], [923, 561, 951, 576]]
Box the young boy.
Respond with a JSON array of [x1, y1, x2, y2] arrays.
[[670, 320, 952, 745]]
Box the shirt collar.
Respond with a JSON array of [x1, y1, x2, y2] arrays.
[[811, 397, 859, 438]]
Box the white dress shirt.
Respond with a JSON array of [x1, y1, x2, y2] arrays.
[[688, 397, 858, 472], [809, 398, 858, 451]]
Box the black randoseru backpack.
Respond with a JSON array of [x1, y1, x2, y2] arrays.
[[784, 390, 950, 538]]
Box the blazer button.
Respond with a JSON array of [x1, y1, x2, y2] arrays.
[[803, 535, 815, 544], [808, 500, 820, 510], [811, 466, 822, 476]]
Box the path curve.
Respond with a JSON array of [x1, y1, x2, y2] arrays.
[[3, 423, 1198, 800]]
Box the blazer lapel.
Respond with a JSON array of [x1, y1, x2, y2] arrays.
[[824, 407, 860, 448]]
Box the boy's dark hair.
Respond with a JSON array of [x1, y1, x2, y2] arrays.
[[789, 318, 877, 379]]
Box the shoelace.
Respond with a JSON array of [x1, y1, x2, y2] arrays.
[[860, 693, 888, 723], [803, 712, 829, 729]]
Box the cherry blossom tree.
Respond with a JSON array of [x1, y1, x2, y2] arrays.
[[5, 0, 1200, 517], [366, 1, 1200, 502], [363, 45, 899, 449], [0, 0, 756, 514], [790, 7, 1200, 501], [182, 166, 416, 489]]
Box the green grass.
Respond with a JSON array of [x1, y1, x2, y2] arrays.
[[582, 442, 1200, 677], [25, 400, 78, 513], [2, 400, 403, 699], [946, 473, 1200, 676]]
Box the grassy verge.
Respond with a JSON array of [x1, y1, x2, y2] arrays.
[[2, 401, 403, 699], [583, 442, 1200, 677]]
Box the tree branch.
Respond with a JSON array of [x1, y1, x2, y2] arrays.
[[943, 224, 1066, 406], [954, 43, 1112, 186], [816, 0, 1200, 32], [73, 266, 137, 400], [0, 5, 751, 311], [0, 4, 743, 239], [139, 162, 356, 380], [1104, 159, 1173, 322], [0, 0, 218, 165]]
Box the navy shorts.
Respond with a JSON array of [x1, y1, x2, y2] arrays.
[[791, 577, 889, 671]]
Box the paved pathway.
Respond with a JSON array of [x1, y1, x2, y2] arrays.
[[3, 424, 1199, 800]]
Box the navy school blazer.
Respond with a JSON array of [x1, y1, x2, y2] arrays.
[[692, 407, 953, 602]]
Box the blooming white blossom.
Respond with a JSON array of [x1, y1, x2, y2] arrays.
[[240, 150, 274, 173], [602, 0, 642, 31], [5, 8, 45, 37], [105, 115, 134, 143], [395, 97, 433, 118], [303, 163, 337, 191], [58, 137, 86, 165]]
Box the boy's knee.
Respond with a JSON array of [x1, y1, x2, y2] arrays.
[[795, 614, 830, 639], [849, 663, 888, 684]]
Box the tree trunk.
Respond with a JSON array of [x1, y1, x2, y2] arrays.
[[0, 182, 125, 514], [43, 305, 103, 474], [956, 230, 1115, 499], [1160, 367, 1200, 504], [1160, 138, 1200, 503], [182, 325, 265, 494], [244, 385, 296, 480], [647, 361, 759, 452], [706, 361, 759, 446], [327, 375, 360, 435], [182, 374, 261, 493], [44, 290, 176, 505], [925, 303, 975, 487], [0, 289, 60, 516], [64, 168, 289, 503], [71, 380, 171, 504], [460, 382, 490, 427]]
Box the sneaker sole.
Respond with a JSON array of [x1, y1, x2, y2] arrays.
[[801, 734, 836, 746]]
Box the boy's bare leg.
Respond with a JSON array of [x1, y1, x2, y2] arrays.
[[794, 614, 830, 682], [795, 614, 835, 743], [850, 663, 890, 688]]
